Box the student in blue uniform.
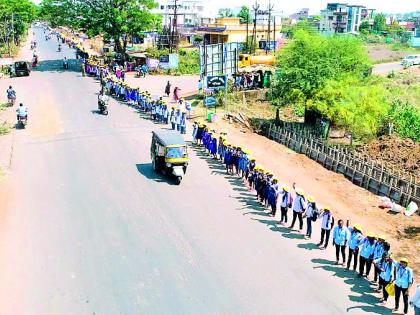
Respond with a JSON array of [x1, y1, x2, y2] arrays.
[[268, 178, 280, 216], [279, 185, 292, 225], [332, 219, 350, 265], [373, 235, 390, 284], [305, 195, 317, 239], [346, 223, 363, 271], [358, 232, 377, 278], [393, 257, 414, 314], [289, 187, 306, 231], [374, 253, 394, 302]]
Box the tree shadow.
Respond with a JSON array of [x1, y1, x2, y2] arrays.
[[135, 163, 178, 185], [33, 59, 80, 73]]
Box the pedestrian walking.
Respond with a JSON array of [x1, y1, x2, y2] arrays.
[[289, 187, 306, 231], [346, 223, 363, 271], [304, 196, 318, 239], [332, 219, 350, 265], [373, 253, 394, 302], [358, 232, 377, 278], [318, 206, 334, 249], [393, 257, 414, 315]]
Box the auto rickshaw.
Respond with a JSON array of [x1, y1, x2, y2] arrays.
[[151, 130, 188, 184]]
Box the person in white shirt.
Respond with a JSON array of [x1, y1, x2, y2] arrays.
[[410, 284, 420, 315], [332, 219, 350, 265], [16, 103, 28, 120], [317, 206, 334, 249]]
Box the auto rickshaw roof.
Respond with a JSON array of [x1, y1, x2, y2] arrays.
[[152, 130, 186, 147]]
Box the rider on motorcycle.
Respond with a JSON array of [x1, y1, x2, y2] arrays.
[[63, 57, 69, 69], [7, 86, 16, 105], [98, 91, 109, 112], [16, 103, 28, 121]]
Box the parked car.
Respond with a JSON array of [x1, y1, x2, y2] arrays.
[[14, 61, 31, 76], [401, 54, 420, 67]]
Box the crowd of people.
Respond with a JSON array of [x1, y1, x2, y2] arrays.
[[67, 34, 418, 315], [231, 69, 272, 91], [189, 121, 416, 315]]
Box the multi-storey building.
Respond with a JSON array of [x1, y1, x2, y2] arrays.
[[154, 0, 205, 27], [320, 3, 373, 34]]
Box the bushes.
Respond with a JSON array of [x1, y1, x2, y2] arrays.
[[145, 47, 200, 75], [386, 101, 420, 142]]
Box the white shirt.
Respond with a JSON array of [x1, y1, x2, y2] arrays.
[[410, 284, 420, 308], [17, 106, 28, 116]]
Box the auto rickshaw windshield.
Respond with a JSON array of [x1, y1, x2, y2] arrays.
[[166, 146, 186, 158]]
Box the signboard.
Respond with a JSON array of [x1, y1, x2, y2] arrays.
[[159, 53, 179, 69], [199, 42, 239, 77], [259, 40, 277, 50], [207, 75, 227, 89], [204, 96, 217, 107], [159, 55, 169, 63]]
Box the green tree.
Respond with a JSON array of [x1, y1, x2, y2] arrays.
[[309, 77, 390, 139], [272, 30, 371, 107], [237, 6, 250, 24], [218, 8, 233, 18], [39, 0, 160, 59], [373, 13, 386, 32], [359, 20, 370, 34], [0, 0, 37, 47]]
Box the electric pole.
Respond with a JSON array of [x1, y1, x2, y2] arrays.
[[267, 0, 274, 53], [169, 0, 179, 53], [251, 0, 259, 55]]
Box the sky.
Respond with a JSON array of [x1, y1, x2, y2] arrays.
[[203, 0, 420, 16], [30, 0, 420, 15]]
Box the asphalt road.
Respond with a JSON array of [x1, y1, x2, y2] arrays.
[[0, 29, 384, 314], [372, 61, 404, 75]]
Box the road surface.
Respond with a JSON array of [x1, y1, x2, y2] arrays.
[[0, 29, 386, 314], [372, 61, 404, 75]]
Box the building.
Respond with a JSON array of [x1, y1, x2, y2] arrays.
[[289, 8, 309, 22], [154, 0, 204, 27], [196, 17, 281, 45], [320, 3, 372, 34]]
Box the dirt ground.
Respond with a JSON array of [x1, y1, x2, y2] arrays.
[[356, 135, 420, 179], [367, 43, 419, 63], [193, 112, 420, 280]]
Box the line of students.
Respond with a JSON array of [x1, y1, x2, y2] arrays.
[[97, 75, 416, 315], [191, 125, 415, 315]]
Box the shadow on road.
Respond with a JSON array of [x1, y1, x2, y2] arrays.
[[135, 163, 178, 185], [191, 143, 390, 313], [33, 59, 80, 73]]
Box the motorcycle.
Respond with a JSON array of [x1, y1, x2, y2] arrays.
[[98, 100, 108, 115], [17, 115, 28, 128]]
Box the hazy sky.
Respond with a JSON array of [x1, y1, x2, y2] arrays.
[[204, 0, 420, 15], [31, 0, 420, 15]]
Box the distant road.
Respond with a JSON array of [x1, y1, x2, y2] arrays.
[[372, 61, 404, 75]]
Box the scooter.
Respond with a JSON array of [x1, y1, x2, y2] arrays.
[[98, 100, 108, 115], [17, 115, 28, 129]]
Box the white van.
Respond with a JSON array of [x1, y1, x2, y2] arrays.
[[401, 54, 420, 66]]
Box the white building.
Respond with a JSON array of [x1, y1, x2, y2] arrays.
[[320, 3, 371, 34], [154, 0, 205, 27]]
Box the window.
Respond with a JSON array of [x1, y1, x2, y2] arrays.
[[161, 5, 164, 9], [166, 147, 186, 158], [328, 16, 333, 21]]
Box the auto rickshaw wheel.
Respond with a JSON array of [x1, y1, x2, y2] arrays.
[[176, 176, 182, 185]]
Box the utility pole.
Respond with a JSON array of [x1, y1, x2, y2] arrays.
[[251, 0, 259, 55], [245, 11, 249, 54], [267, 0, 274, 53], [169, 0, 179, 53]]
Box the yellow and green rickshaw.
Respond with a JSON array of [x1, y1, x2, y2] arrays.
[[150, 130, 188, 184]]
